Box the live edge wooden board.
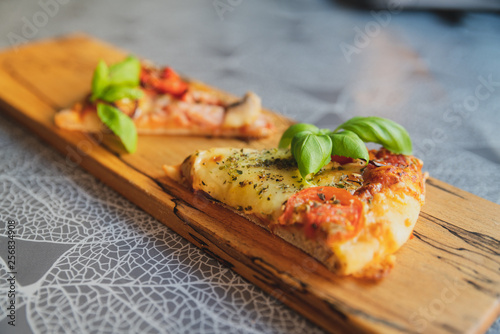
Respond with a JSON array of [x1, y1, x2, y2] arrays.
[[0, 34, 499, 334]]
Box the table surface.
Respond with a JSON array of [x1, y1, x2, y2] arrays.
[[0, 1, 498, 333]]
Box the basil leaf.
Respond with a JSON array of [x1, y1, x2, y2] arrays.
[[100, 86, 144, 103], [97, 103, 137, 153], [90, 56, 142, 102], [91, 60, 109, 101], [291, 132, 332, 179], [334, 116, 412, 155], [329, 131, 369, 162], [109, 56, 141, 86], [279, 123, 319, 149]]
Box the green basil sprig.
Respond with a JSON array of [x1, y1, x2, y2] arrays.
[[291, 131, 332, 179], [97, 104, 138, 153], [108, 56, 141, 86], [329, 130, 369, 162], [90, 56, 143, 153], [334, 116, 412, 155], [279, 117, 412, 179], [91, 60, 110, 100], [279, 123, 320, 149], [91, 56, 143, 103]]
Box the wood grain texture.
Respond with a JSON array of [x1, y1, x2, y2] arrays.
[[0, 34, 498, 334]]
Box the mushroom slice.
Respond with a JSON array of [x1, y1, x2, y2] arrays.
[[223, 92, 262, 128]]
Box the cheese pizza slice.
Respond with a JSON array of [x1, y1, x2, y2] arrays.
[[163, 146, 426, 278]]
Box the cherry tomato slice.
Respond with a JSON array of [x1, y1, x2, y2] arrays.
[[140, 67, 188, 96], [278, 187, 364, 243], [162, 67, 181, 80], [156, 79, 188, 96]]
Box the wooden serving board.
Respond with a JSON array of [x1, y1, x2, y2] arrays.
[[0, 34, 499, 334]]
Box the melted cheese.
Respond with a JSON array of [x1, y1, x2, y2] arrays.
[[335, 190, 421, 275], [184, 148, 365, 221]]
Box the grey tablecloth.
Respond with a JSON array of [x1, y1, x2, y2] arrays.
[[0, 0, 499, 333]]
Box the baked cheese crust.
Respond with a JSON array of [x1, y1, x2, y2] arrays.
[[163, 147, 426, 278]]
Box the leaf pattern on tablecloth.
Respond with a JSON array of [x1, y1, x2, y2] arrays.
[[0, 126, 164, 243], [0, 173, 165, 244], [27, 230, 320, 334]]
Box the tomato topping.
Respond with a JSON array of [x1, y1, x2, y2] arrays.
[[278, 187, 364, 243], [151, 67, 186, 96], [331, 155, 354, 165], [162, 67, 180, 80], [140, 66, 188, 96], [156, 79, 188, 96]]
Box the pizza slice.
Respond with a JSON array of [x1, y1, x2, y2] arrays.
[[163, 117, 427, 278], [55, 56, 275, 152]]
